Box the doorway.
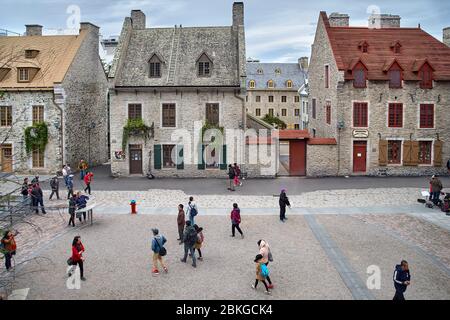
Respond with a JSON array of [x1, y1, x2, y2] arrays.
[[129, 144, 143, 174], [0, 144, 13, 173], [353, 141, 367, 173]]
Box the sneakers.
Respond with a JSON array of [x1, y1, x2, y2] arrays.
[[180, 258, 187, 263], [265, 290, 272, 295], [152, 268, 159, 275], [251, 284, 256, 289], [192, 264, 197, 268], [81, 277, 87, 281], [198, 257, 203, 261], [163, 267, 168, 273]]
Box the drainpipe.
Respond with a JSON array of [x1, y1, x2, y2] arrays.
[[52, 89, 65, 169], [234, 78, 246, 168]]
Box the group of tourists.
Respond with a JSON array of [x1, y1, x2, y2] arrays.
[[68, 191, 90, 227], [62, 160, 94, 199], [20, 176, 46, 214], [227, 163, 243, 191]]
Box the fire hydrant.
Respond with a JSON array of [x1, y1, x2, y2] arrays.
[[130, 200, 137, 214]]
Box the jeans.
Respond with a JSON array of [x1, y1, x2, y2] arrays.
[[431, 191, 441, 204], [232, 223, 243, 236], [80, 170, 86, 180], [64, 176, 69, 187], [4, 251, 15, 270], [182, 244, 196, 266], [35, 196, 46, 213], [189, 214, 195, 226], [280, 206, 286, 220], [67, 188, 74, 199]]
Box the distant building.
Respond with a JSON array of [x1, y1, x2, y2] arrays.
[[101, 35, 120, 57]]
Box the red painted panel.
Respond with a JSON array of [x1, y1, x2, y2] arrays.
[[353, 141, 367, 173], [289, 140, 306, 176]]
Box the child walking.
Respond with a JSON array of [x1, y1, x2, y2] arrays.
[[252, 254, 271, 295]]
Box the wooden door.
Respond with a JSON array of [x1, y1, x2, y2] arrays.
[[129, 145, 143, 174], [0, 144, 13, 173], [353, 141, 367, 173], [289, 140, 306, 176]]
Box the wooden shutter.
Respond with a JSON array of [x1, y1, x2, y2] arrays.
[[403, 140, 412, 166], [379, 140, 388, 166], [433, 140, 443, 166], [198, 144, 205, 170], [154, 145, 162, 170], [177, 145, 184, 170], [220, 145, 227, 170]]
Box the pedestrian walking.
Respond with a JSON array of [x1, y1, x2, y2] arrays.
[[447, 158, 450, 175], [79, 159, 88, 180], [177, 204, 185, 244], [251, 254, 271, 295], [279, 188, 291, 222], [186, 196, 198, 226], [393, 260, 411, 300], [233, 163, 243, 187], [193, 225, 204, 261], [257, 239, 274, 289], [1, 230, 18, 271], [430, 175, 443, 204], [67, 174, 75, 199], [230, 203, 244, 238], [76, 191, 89, 223], [31, 183, 46, 214], [84, 171, 93, 195], [227, 164, 236, 191], [68, 194, 77, 227], [180, 221, 198, 268], [21, 178, 29, 201], [31, 175, 39, 185], [62, 164, 69, 187], [49, 175, 60, 200], [151, 228, 168, 275], [70, 236, 86, 281]]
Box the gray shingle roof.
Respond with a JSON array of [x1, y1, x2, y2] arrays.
[[246, 62, 307, 90], [114, 27, 240, 87]]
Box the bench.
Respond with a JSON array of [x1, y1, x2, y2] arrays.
[[75, 204, 96, 225]]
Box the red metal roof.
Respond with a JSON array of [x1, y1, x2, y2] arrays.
[[307, 138, 337, 145], [320, 11, 450, 81], [273, 130, 310, 140]]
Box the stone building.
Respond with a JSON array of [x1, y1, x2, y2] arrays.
[[307, 11, 450, 176], [0, 23, 109, 174], [245, 59, 308, 129], [108, 3, 249, 177]]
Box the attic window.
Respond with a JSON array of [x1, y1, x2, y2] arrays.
[[18, 68, 30, 82], [419, 63, 433, 89], [388, 62, 402, 89], [275, 68, 281, 75], [149, 54, 162, 78], [25, 49, 39, 59], [257, 69, 263, 74], [358, 42, 369, 53], [267, 80, 274, 89], [249, 80, 256, 89], [286, 80, 293, 88], [197, 53, 212, 77], [353, 63, 367, 88], [391, 42, 402, 54]]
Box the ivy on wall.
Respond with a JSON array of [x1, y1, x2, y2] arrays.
[[24, 122, 48, 153], [122, 119, 153, 151]]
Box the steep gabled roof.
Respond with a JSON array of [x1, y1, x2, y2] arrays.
[[0, 32, 87, 89], [320, 11, 450, 81]]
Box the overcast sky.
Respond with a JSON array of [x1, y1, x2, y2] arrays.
[[1, 0, 449, 62]]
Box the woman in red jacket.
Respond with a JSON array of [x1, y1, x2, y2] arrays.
[[230, 203, 244, 238], [71, 236, 86, 281], [83, 172, 93, 195]]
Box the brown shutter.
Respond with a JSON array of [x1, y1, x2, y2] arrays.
[[410, 141, 419, 166], [433, 140, 443, 166], [379, 140, 388, 166], [403, 140, 412, 166]]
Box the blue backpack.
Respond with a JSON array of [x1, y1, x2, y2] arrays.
[[260, 263, 270, 278], [189, 204, 198, 217]]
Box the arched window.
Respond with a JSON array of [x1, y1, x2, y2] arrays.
[[249, 80, 256, 89], [267, 80, 274, 88], [286, 80, 293, 88]]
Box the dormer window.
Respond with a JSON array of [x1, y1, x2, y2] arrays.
[[249, 80, 256, 89], [388, 62, 403, 88], [267, 80, 274, 89], [358, 41, 369, 53], [149, 54, 162, 78], [353, 62, 367, 88], [25, 49, 39, 59], [275, 68, 281, 75], [419, 62, 433, 89], [197, 53, 212, 77], [18, 68, 30, 82], [390, 41, 402, 54], [286, 80, 293, 88], [257, 69, 263, 75]]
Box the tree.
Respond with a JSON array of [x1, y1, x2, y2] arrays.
[[261, 114, 287, 130]]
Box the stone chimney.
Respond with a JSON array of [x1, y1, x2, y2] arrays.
[[299, 57, 309, 71], [368, 14, 401, 28], [25, 25, 42, 36], [232, 2, 244, 27], [131, 10, 146, 30], [80, 22, 100, 51], [329, 13, 349, 27], [444, 27, 450, 47]]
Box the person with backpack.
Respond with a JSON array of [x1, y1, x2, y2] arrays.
[[84, 171, 94, 195], [151, 228, 168, 275], [193, 225, 204, 261], [67, 174, 75, 199], [393, 260, 411, 300], [70, 236, 86, 281], [21, 178, 29, 201], [180, 221, 197, 268], [186, 196, 198, 226], [258, 239, 274, 289], [177, 204, 185, 244], [234, 163, 243, 187], [49, 175, 60, 200], [68, 194, 77, 227], [279, 188, 291, 222], [227, 164, 236, 191], [251, 254, 271, 295], [31, 183, 46, 214], [76, 191, 89, 223], [230, 203, 244, 238], [1, 230, 18, 271]]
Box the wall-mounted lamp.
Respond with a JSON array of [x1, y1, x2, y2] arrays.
[[378, 133, 382, 140]]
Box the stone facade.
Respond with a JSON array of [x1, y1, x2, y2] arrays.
[[308, 11, 450, 176], [306, 143, 338, 176]]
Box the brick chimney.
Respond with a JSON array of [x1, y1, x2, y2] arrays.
[[329, 13, 349, 27], [299, 57, 309, 71], [131, 10, 146, 30], [368, 14, 401, 28], [232, 2, 244, 27], [25, 25, 42, 36], [444, 27, 450, 47]]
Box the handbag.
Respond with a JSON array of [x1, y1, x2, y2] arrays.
[[155, 238, 167, 257], [67, 257, 74, 266]]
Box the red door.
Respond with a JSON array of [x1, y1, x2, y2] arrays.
[[289, 140, 306, 176], [353, 141, 367, 172]]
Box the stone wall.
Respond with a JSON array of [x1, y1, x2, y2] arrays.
[[62, 23, 109, 169], [0, 91, 62, 174], [306, 143, 338, 176]]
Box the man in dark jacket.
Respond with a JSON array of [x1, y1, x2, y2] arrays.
[[393, 260, 411, 300], [180, 221, 197, 268], [279, 189, 291, 222], [227, 164, 235, 191], [75, 191, 89, 222], [430, 175, 443, 204], [68, 194, 77, 227], [31, 183, 46, 214], [49, 175, 60, 200]]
